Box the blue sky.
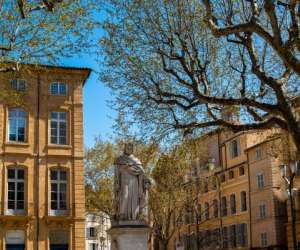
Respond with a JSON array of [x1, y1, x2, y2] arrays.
[[62, 54, 116, 148]]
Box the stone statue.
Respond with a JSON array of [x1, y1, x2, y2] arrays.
[[114, 143, 150, 221]]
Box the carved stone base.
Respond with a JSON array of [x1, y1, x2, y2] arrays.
[[107, 221, 150, 250]]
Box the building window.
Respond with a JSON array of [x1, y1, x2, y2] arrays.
[[256, 147, 262, 159], [230, 194, 236, 215], [50, 82, 67, 95], [204, 202, 209, 220], [86, 227, 97, 239], [197, 204, 201, 222], [241, 191, 247, 212], [50, 112, 67, 145], [50, 169, 67, 215], [8, 108, 27, 142], [221, 196, 227, 217], [257, 173, 264, 189], [223, 227, 228, 249], [230, 139, 240, 158], [239, 166, 245, 176], [213, 199, 218, 218], [229, 170, 234, 179], [229, 225, 236, 248], [7, 168, 25, 214], [261, 232, 268, 247], [259, 203, 267, 219], [89, 243, 98, 250], [237, 223, 248, 247], [220, 173, 226, 183], [203, 179, 208, 193], [11, 79, 26, 91]]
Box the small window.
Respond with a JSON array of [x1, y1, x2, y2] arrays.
[[257, 173, 264, 189], [256, 147, 262, 159], [239, 167, 245, 176], [213, 199, 218, 218], [241, 191, 247, 212], [230, 194, 236, 214], [204, 202, 209, 220], [203, 179, 208, 193], [11, 79, 26, 91], [261, 232, 267, 247], [230, 139, 240, 158], [259, 203, 267, 218], [50, 82, 67, 96], [221, 196, 227, 217], [229, 170, 234, 179], [220, 173, 226, 183]]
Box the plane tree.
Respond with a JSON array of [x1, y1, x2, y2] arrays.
[[100, 0, 300, 153]]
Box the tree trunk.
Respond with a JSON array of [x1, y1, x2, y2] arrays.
[[159, 239, 169, 250]]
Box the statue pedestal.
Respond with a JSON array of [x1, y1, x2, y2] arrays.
[[107, 221, 150, 250]]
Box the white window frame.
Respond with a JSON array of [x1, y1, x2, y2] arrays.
[[50, 169, 68, 216], [50, 82, 68, 96], [257, 173, 265, 189], [11, 79, 26, 91], [7, 168, 25, 215], [259, 203, 267, 219], [50, 112, 67, 145], [8, 108, 27, 143]]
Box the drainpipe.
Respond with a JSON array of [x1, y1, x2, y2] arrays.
[[246, 151, 252, 249], [35, 73, 41, 250]]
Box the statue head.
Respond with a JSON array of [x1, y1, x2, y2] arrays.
[[124, 143, 134, 155]]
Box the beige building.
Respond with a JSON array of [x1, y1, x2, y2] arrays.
[[171, 129, 289, 250], [0, 65, 90, 250]]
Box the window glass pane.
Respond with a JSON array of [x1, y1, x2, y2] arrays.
[[8, 191, 15, 200], [17, 201, 24, 209], [8, 182, 15, 191], [17, 182, 24, 191], [51, 112, 58, 120], [51, 201, 57, 210], [59, 84, 67, 95], [51, 171, 58, 181], [60, 171, 67, 181], [8, 200, 14, 209], [51, 83, 58, 95], [17, 170, 24, 180], [8, 169, 15, 179], [59, 112, 67, 120], [17, 191, 24, 201]]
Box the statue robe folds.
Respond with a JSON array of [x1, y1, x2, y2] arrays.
[[115, 154, 147, 221]]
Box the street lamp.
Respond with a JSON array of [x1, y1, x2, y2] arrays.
[[207, 158, 224, 249], [280, 161, 298, 250]]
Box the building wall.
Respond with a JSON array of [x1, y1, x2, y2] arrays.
[[85, 213, 111, 250], [0, 66, 89, 250], [170, 130, 288, 250]]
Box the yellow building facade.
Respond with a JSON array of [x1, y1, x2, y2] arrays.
[[0, 65, 90, 250], [171, 129, 289, 250]]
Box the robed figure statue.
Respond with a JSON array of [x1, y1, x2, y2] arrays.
[[114, 143, 150, 221]]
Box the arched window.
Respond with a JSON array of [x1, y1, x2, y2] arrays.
[[8, 108, 27, 142]]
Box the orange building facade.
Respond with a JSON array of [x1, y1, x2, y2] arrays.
[[171, 129, 290, 250], [0, 65, 90, 250]]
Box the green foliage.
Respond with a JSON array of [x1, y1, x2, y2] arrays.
[[84, 137, 159, 217], [0, 0, 99, 68]]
